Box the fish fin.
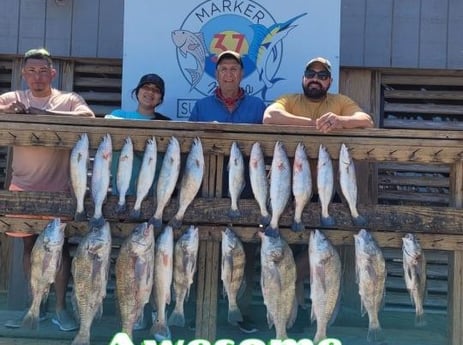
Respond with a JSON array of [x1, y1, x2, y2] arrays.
[[95, 304, 104, 320], [152, 320, 171, 341], [367, 325, 384, 343], [148, 216, 163, 231], [228, 307, 243, 325], [167, 310, 185, 327], [89, 215, 105, 228], [129, 208, 141, 220], [286, 295, 298, 328], [168, 216, 183, 230], [260, 214, 271, 227], [320, 215, 336, 227], [228, 208, 241, 219], [21, 310, 38, 329], [415, 314, 427, 327], [266, 311, 274, 329], [115, 203, 126, 214], [316, 265, 327, 293], [236, 278, 247, 300], [296, 280, 308, 309], [264, 226, 279, 238], [352, 214, 367, 226], [74, 210, 87, 222], [291, 220, 304, 232]]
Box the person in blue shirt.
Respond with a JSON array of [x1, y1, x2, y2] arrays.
[[189, 51, 263, 334], [105, 74, 170, 198], [189, 50, 265, 124], [107, 73, 170, 121]]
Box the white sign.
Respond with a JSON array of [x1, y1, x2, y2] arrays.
[[123, 0, 341, 119]]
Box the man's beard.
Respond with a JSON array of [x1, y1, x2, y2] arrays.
[[303, 81, 328, 100]]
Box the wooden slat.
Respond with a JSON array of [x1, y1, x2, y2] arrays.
[[382, 248, 449, 263], [378, 175, 448, 188], [74, 64, 122, 74], [384, 291, 447, 309], [386, 275, 448, 294], [384, 119, 463, 130], [378, 163, 449, 173], [78, 91, 121, 102], [73, 76, 121, 88], [384, 89, 463, 100], [448, 251, 463, 345], [385, 103, 463, 115], [378, 191, 449, 204], [387, 262, 448, 279], [382, 75, 463, 86]]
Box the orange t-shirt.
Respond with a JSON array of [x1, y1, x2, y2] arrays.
[[0, 89, 94, 192]]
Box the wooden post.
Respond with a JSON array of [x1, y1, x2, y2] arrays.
[[195, 153, 223, 340], [339, 69, 378, 309], [448, 160, 463, 345], [7, 238, 28, 310]]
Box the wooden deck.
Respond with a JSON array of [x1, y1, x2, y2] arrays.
[[0, 296, 449, 345], [0, 118, 461, 344]]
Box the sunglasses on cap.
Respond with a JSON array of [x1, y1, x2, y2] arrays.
[[304, 69, 331, 81]]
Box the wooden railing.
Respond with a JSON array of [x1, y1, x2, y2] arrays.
[[0, 115, 462, 344]]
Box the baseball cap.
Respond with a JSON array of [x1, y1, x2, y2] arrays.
[[305, 57, 332, 73], [216, 50, 243, 68], [135, 73, 165, 99], [24, 48, 53, 65]]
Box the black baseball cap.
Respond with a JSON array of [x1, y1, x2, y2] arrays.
[[135, 73, 165, 100]]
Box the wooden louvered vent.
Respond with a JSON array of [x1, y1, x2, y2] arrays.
[[377, 71, 463, 207]]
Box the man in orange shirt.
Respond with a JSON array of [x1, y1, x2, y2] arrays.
[[0, 48, 94, 331]]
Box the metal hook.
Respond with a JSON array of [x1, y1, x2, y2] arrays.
[[54, 132, 63, 145], [0, 218, 10, 226], [409, 148, 420, 160], [31, 133, 40, 142]]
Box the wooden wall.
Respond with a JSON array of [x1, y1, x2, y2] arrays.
[[1, 0, 463, 70], [0, 0, 123, 59], [341, 0, 463, 69]]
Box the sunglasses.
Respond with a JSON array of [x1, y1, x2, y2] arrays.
[[304, 69, 331, 81]]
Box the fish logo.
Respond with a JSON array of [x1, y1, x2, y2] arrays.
[[173, 1, 306, 99], [248, 13, 307, 99], [171, 30, 207, 91]]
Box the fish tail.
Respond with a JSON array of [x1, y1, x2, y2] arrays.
[[320, 215, 336, 227], [21, 310, 38, 329], [129, 208, 141, 220], [115, 202, 126, 214], [352, 214, 367, 227], [264, 225, 280, 238], [151, 321, 171, 341], [313, 329, 327, 344], [148, 216, 164, 230], [291, 220, 304, 232], [228, 208, 241, 219], [167, 309, 185, 327], [74, 210, 87, 222], [168, 216, 183, 230], [227, 307, 243, 325], [260, 214, 271, 227], [89, 216, 105, 227], [415, 312, 427, 327], [71, 331, 91, 345], [367, 323, 384, 342]]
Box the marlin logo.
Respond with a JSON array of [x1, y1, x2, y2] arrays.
[[248, 13, 307, 99], [171, 30, 207, 91]]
